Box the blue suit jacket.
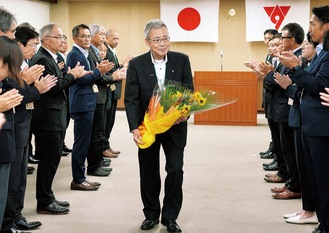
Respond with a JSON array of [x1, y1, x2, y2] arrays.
[[291, 49, 329, 136], [66, 46, 102, 114]]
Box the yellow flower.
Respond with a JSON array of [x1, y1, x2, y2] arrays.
[[198, 97, 206, 106], [180, 104, 190, 114], [193, 91, 202, 99]]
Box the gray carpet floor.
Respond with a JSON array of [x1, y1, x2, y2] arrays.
[[23, 112, 318, 233]]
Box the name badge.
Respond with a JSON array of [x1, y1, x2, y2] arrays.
[[26, 102, 34, 110], [110, 84, 116, 92], [92, 84, 99, 93], [288, 98, 294, 106]]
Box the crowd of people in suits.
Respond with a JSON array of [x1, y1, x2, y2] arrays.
[[245, 5, 329, 233], [0, 5, 131, 233]]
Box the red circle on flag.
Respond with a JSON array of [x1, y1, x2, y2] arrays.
[[177, 7, 201, 31]]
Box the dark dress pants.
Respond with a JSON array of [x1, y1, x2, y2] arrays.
[[0, 163, 11, 229], [279, 122, 300, 192], [302, 132, 329, 232], [87, 103, 106, 172], [268, 119, 288, 179], [1, 145, 28, 231], [104, 99, 117, 150], [71, 111, 94, 184], [138, 132, 184, 222], [294, 127, 315, 211], [35, 131, 64, 208]]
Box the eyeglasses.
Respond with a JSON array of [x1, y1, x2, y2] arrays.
[[46, 35, 66, 40], [282, 36, 293, 39], [26, 43, 38, 48], [78, 34, 91, 40], [149, 37, 170, 45]]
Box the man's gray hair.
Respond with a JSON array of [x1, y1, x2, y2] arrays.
[[89, 24, 106, 38], [144, 19, 167, 39], [0, 6, 17, 33], [39, 23, 58, 42]]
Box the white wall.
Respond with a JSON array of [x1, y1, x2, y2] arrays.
[[0, 0, 50, 31]]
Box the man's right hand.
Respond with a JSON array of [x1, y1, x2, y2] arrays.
[[21, 64, 45, 85], [97, 60, 114, 75]]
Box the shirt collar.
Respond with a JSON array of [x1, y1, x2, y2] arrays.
[[150, 52, 167, 65], [42, 46, 57, 62], [73, 44, 89, 58], [316, 44, 323, 55]]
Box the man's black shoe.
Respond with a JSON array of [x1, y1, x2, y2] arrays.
[[140, 219, 159, 230], [260, 151, 275, 159], [37, 202, 69, 215], [61, 151, 69, 156], [28, 155, 39, 164], [263, 161, 278, 171], [27, 167, 34, 175], [161, 219, 182, 233], [54, 198, 70, 207], [15, 219, 42, 230], [3, 227, 31, 233], [63, 144, 72, 153]]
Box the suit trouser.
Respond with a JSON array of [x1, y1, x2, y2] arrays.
[[302, 132, 329, 232], [1, 146, 28, 231], [104, 99, 118, 150], [71, 111, 94, 184], [279, 122, 300, 192], [87, 104, 106, 172], [0, 163, 11, 229], [268, 119, 288, 179], [294, 128, 315, 211], [35, 131, 64, 208], [138, 132, 184, 222]]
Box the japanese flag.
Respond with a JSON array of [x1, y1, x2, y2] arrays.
[[245, 0, 310, 42], [160, 0, 219, 42]]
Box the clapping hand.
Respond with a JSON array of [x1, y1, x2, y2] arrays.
[[34, 74, 58, 94], [0, 89, 23, 112], [20, 64, 45, 84], [68, 62, 93, 79]]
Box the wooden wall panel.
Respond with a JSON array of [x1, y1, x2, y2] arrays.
[[194, 71, 257, 126]]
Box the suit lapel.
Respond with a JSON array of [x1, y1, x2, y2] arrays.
[[39, 47, 62, 78]]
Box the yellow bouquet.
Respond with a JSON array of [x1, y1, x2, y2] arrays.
[[138, 80, 237, 149]]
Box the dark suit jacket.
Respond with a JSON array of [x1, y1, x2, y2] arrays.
[[30, 46, 75, 132], [0, 79, 15, 163], [124, 51, 193, 148], [105, 43, 122, 100], [87, 46, 114, 105], [264, 48, 302, 123], [8, 79, 40, 147], [66, 46, 102, 114], [291, 49, 329, 136]]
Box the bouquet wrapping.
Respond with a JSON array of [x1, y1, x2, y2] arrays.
[[138, 80, 237, 149]]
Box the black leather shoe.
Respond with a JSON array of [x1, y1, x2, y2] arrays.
[[140, 219, 159, 230], [27, 166, 34, 175], [5, 227, 31, 233], [161, 219, 182, 233], [260, 151, 275, 159], [312, 227, 323, 233], [28, 155, 39, 164], [63, 144, 72, 153], [101, 159, 111, 167], [37, 202, 69, 215], [54, 198, 70, 207], [263, 161, 278, 171], [61, 151, 69, 156], [15, 219, 42, 230]]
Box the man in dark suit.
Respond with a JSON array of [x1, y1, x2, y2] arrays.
[[278, 5, 329, 233], [104, 29, 131, 156], [66, 24, 113, 190], [31, 23, 86, 215], [125, 19, 193, 233], [85, 24, 121, 176], [264, 23, 305, 200]]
